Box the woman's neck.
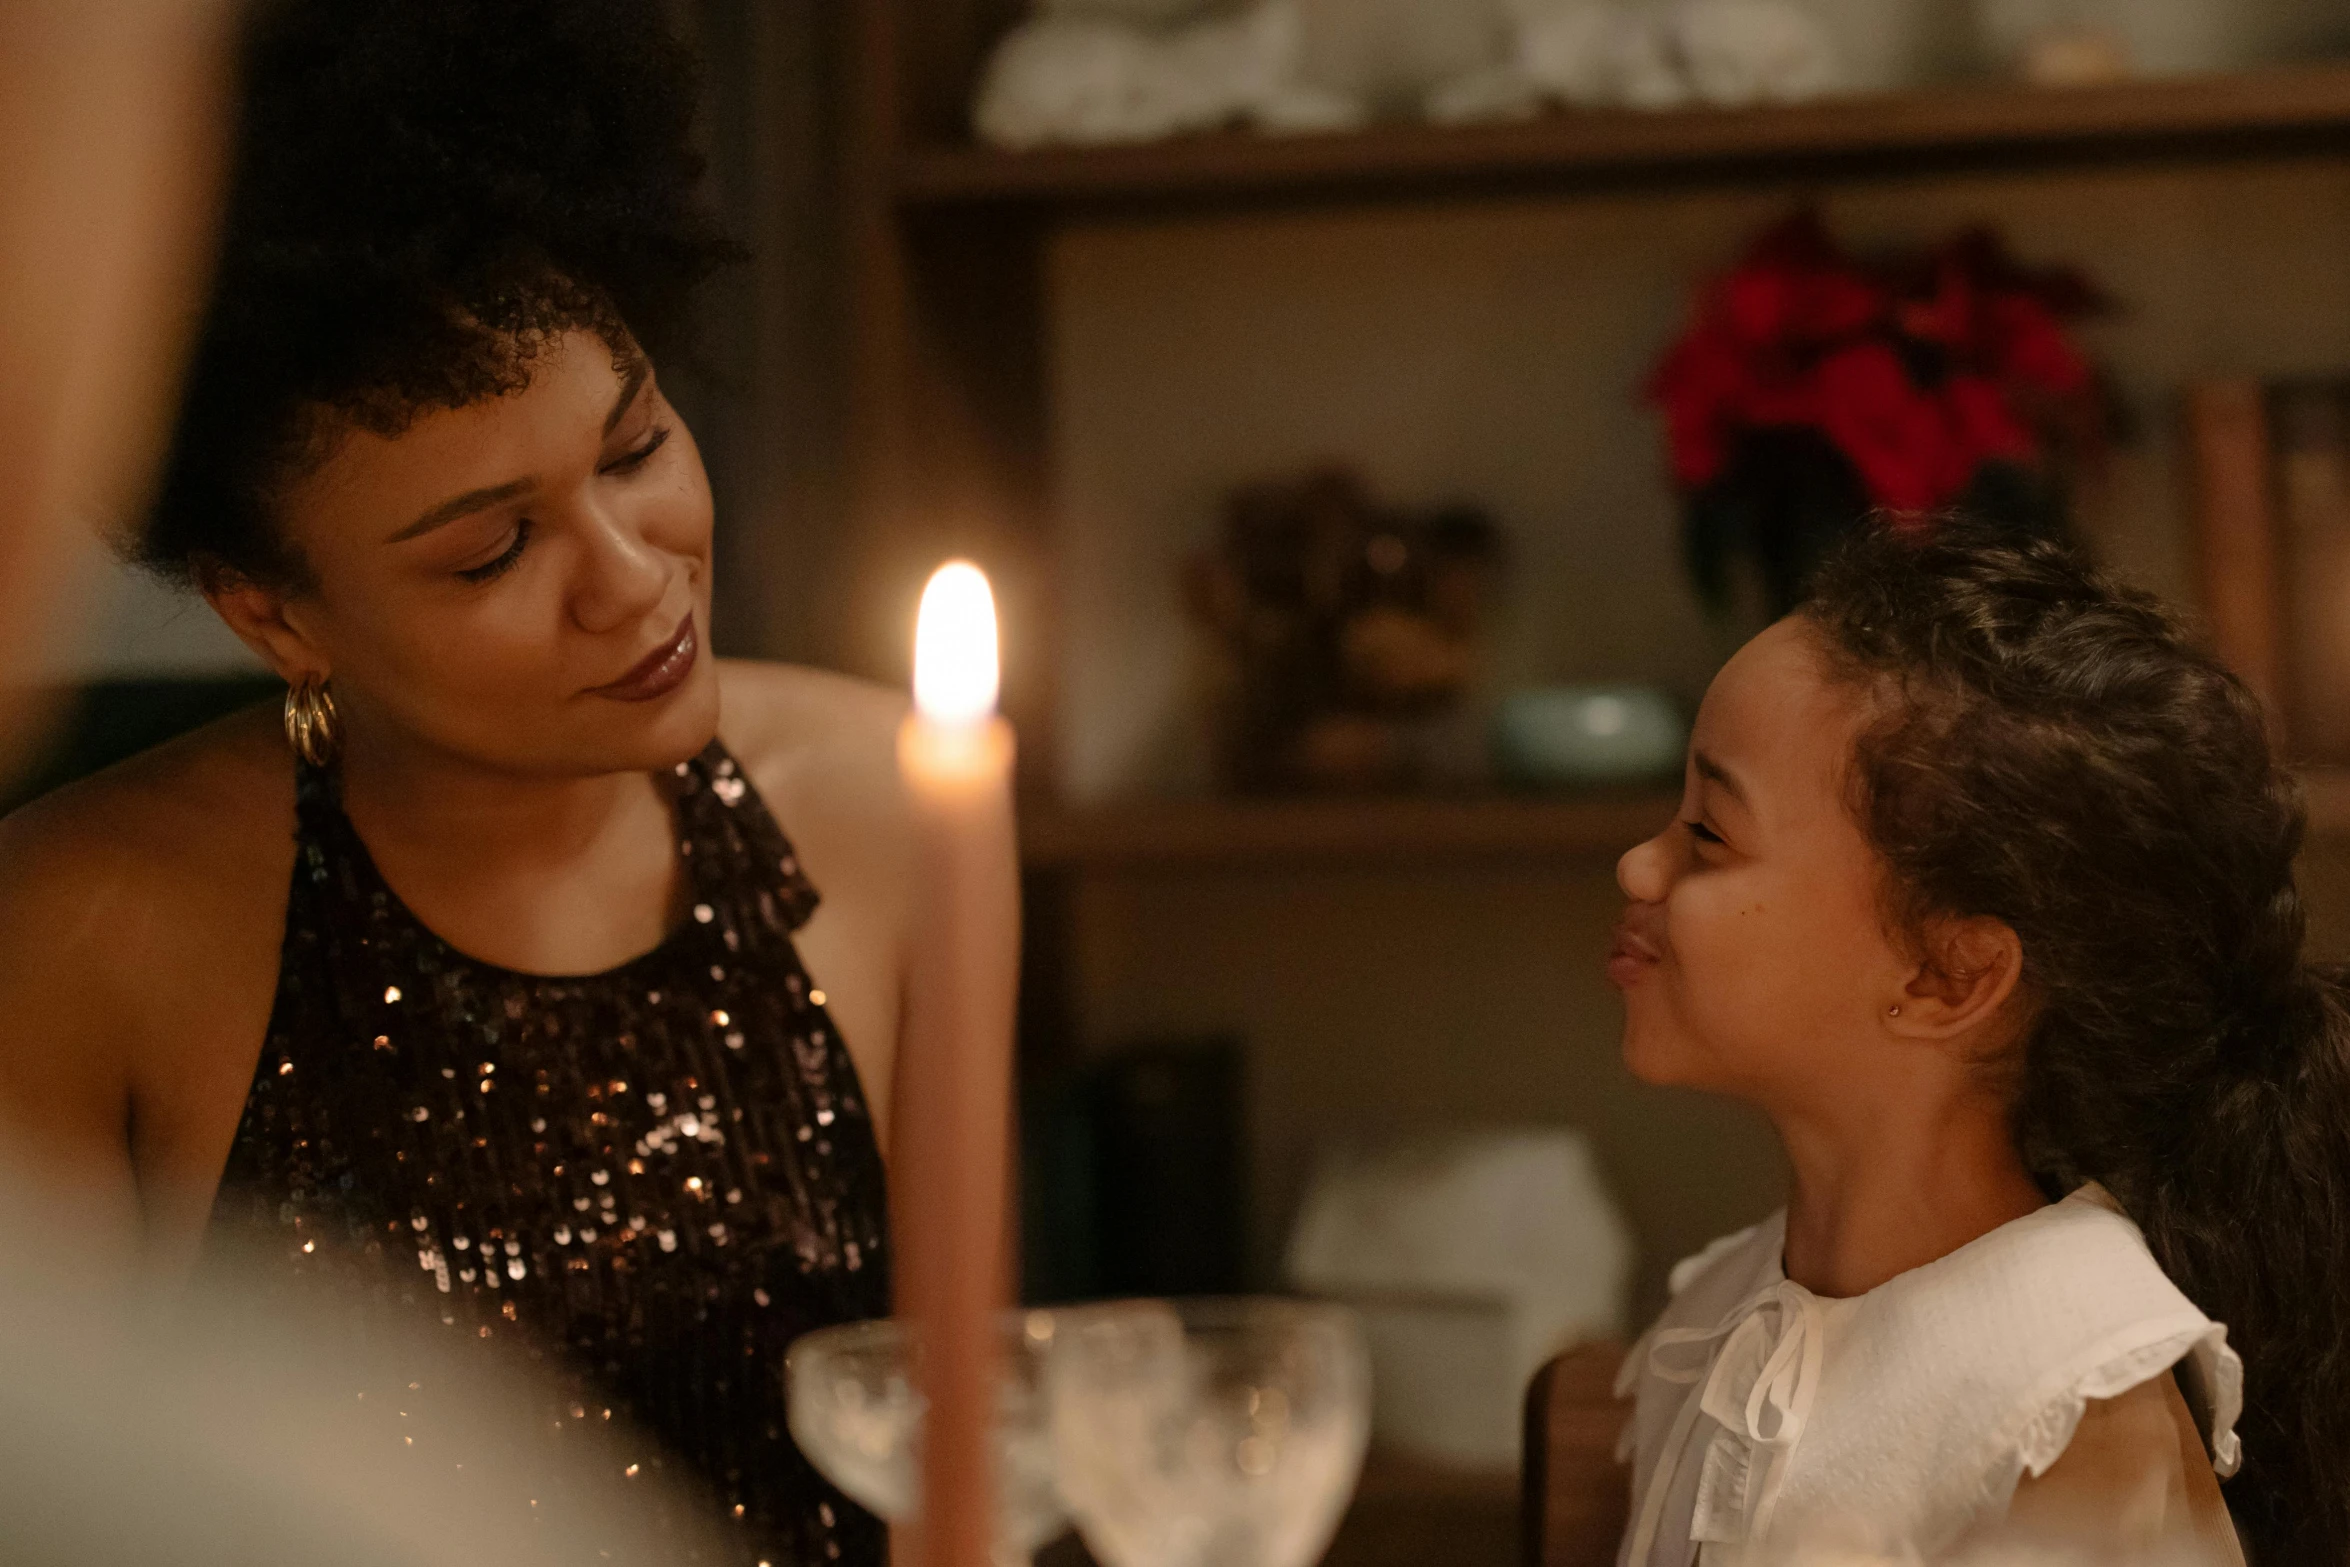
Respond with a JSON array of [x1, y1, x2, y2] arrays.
[[336, 725, 657, 873], [327, 716, 688, 975], [1773, 1079, 2048, 1300]]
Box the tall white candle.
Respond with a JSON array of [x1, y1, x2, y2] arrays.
[[894, 562, 1020, 1567]]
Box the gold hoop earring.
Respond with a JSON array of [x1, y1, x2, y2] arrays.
[[283, 678, 340, 767]]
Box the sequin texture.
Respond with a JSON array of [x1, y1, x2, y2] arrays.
[[213, 743, 890, 1567]]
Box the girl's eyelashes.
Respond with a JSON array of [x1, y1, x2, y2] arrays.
[[457, 517, 533, 584], [600, 423, 670, 476], [1684, 819, 1725, 847]]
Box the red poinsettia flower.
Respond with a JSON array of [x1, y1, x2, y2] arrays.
[[1896, 258, 1982, 356], [1650, 326, 1750, 489], [1814, 344, 1963, 512], [1718, 246, 1884, 348], [1984, 293, 2094, 398], [1944, 373, 2038, 470], [1649, 211, 2108, 514]]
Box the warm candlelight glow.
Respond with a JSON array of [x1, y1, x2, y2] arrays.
[[894, 558, 1018, 1567], [913, 562, 1000, 727]]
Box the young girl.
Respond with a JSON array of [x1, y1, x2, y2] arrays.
[[1609, 524, 2350, 1563]]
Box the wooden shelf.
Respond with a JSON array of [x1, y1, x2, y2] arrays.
[[1354, 1450, 1521, 1504], [1325, 1453, 1519, 1567], [899, 64, 2350, 213], [1020, 791, 1678, 870], [2302, 767, 2350, 835]]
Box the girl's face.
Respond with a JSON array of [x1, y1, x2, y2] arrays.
[[1610, 617, 1919, 1112], [215, 329, 719, 777]]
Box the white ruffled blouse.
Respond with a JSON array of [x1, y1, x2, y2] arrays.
[[1615, 1186, 2242, 1566]]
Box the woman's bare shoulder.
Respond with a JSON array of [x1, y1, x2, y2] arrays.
[[0, 706, 294, 1147], [0, 705, 296, 969], [714, 660, 912, 829]]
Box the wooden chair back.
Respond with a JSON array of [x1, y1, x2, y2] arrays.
[[1521, 1340, 1632, 1567]]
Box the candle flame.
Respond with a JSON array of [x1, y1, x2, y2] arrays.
[[913, 562, 999, 726]]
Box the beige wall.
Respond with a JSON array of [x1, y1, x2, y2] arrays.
[[1070, 856, 1788, 1322], [1044, 155, 2350, 1323]]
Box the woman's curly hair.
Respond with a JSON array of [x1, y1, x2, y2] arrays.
[[145, 0, 740, 587], [1807, 522, 2350, 1563]]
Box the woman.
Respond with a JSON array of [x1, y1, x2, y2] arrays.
[[0, 4, 983, 1564], [1608, 523, 2350, 1563]]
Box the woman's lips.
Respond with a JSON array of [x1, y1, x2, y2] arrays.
[[1606, 921, 1664, 991], [590, 614, 697, 703]]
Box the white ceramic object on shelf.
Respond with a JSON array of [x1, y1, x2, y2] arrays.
[[1975, 0, 2269, 79], [1474, 0, 1846, 118], [1331, 1291, 1523, 1470], [1796, 0, 1963, 91], [1491, 685, 1688, 786], [980, 0, 1898, 140], [974, 1, 1367, 150], [1515, 4, 1649, 106], [1292, 0, 1515, 120], [1613, 7, 1704, 107], [1284, 1129, 1633, 1469], [1673, 0, 1843, 105]]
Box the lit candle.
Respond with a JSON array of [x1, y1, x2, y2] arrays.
[[894, 562, 1020, 1567]]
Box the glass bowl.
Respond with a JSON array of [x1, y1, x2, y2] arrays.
[[785, 1312, 1068, 1567], [1045, 1298, 1370, 1567]]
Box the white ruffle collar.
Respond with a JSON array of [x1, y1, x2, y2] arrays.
[[1617, 1186, 2242, 1565]]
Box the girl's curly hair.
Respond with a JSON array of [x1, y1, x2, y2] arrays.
[[145, 0, 741, 587], [1807, 522, 2350, 1562]]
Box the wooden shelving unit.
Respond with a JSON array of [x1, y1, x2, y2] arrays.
[[840, 27, 2350, 1556], [1323, 1453, 1518, 1567], [2300, 768, 2350, 836], [1020, 791, 1676, 870], [841, 37, 2350, 795], [900, 63, 2350, 213], [1021, 770, 2350, 870], [841, 7, 2350, 1044]]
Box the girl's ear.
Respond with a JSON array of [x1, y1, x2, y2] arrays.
[[1889, 916, 2026, 1045], [199, 559, 329, 685]]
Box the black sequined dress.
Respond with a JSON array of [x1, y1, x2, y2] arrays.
[[212, 743, 891, 1567]]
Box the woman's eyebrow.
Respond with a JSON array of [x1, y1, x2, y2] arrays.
[[604, 358, 650, 435], [387, 363, 653, 545], [387, 476, 532, 543]]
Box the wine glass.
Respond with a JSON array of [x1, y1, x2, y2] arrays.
[[784, 1312, 1068, 1567], [1045, 1297, 1371, 1567]]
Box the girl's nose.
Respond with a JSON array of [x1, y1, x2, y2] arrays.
[[1618, 827, 1674, 904]]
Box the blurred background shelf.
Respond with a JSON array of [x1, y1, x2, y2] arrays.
[[900, 64, 2350, 213], [1021, 792, 1677, 870], [1029, 769, 2350, 871], [1323, 1455, 1519, 1567], [2299, 768, 2350, 835]]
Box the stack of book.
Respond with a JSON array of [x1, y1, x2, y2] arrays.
[[2188, 377, 2350, 763]]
